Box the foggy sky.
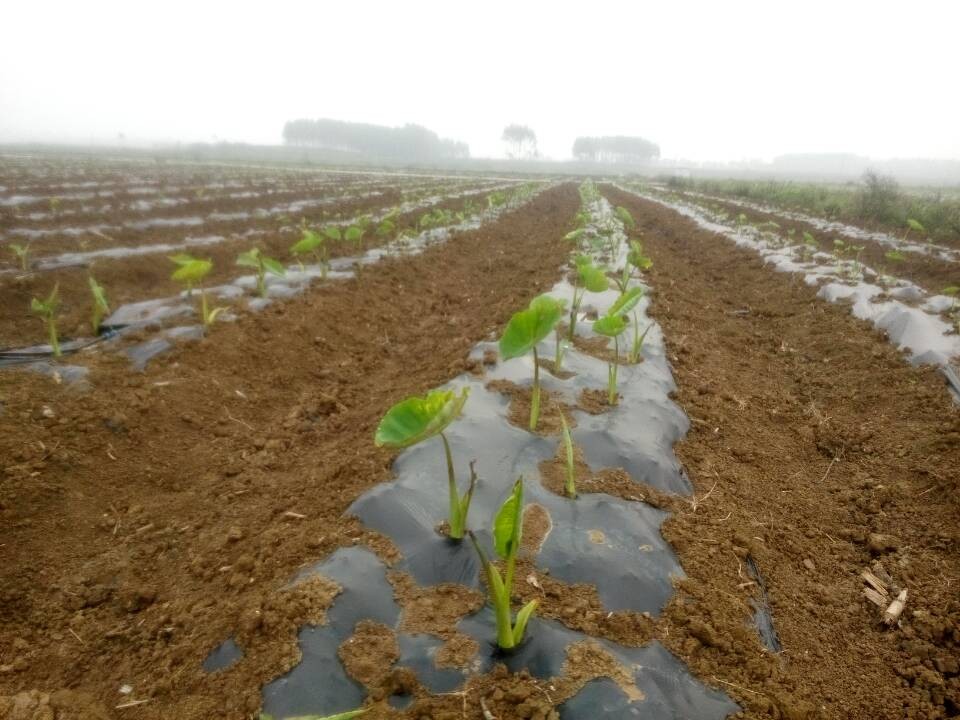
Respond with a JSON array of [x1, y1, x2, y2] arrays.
[[2, 0, 958, 163]]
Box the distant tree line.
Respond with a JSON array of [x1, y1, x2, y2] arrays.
[[282, 119, 470, 161], [501, 124, 538, 159], [572, 136, 660, 163]]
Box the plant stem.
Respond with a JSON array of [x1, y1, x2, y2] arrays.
[[568, 287, 583, 340], [560, 411, 576, 498], [257, 267, 267, 298], [440, 432, 463, 540], [608, 336, 619, 405], [48, 318, 60, 358], [530, 347, 540, 431], [554, 329, 564, 372]]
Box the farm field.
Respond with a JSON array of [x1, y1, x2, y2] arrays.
[[1, 157, 959, 720]]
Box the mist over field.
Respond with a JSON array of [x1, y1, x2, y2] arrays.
[[1, 0, 959, 181]]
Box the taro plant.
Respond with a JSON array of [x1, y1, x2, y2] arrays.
[[375, 388, 475, 540], [169, 253, 212, 297], [236, 248, 285, 298], [568, 257, 609, 341], [9, 242, 31, 271], [468, 478, 538, 650], [88, 276, 109, 336], [592, 287, 643, 405], [290, 228, 329, 277], [615, 206, 635, 231], [559, 411, 577, 499], [627, 314, 651, 364], [904, 218, 925, 242], [800, 231, 818, 262], [30, 284, 61, 358], [500, 295, 564, 431]]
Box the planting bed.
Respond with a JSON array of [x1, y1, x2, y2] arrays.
[[1, 158, 958, 720]]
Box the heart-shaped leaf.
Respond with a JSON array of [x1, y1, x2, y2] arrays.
[[499, 295, 564, 360], [578, 263, 609, 293], [171, 258, 212, 284], [593, 313, 628, 337], [375, 387, 469, 448]]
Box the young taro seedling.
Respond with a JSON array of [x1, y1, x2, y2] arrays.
[[904, 218, 925, 243], [236, 248, 285, 298], [500, 295, 564, 431], [31, 284, 61, 358], [627, 313, 651, 364], [9, 242, 31, 271], [568, 257, 609, 341], [169, 253, 213, 297], [592, 287, 643, 406], [468, 478, 538, 650], [800, 231, 818, 262], [375, 387, 475, 540], [290, 228, 329, 277], [615, 206, 635, 231], [88, 276, 109, 336]]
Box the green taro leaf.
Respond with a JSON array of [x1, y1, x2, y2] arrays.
[[375, 387, 469, 449], [512, 599, 538, 645], [907, 218, 925, 233], [88, 276, 109, 311], [262, 256, 286, 277], [578, 263, 609, 293], [593, 313, 628, 337], [171, 258, 212, 284], [236, 248, 262, 268], [802, 231, 816, 245], [323, 226, 342, 242], [345, 226, 364, 243], [615, 206, 635, 229], [499, 295, 564, 360], [943, 286, 960, 296], [607, 287, 643, 317], [564, 229, 585, 242], [291, 230, 323, 255], [885, 250, 905, 262], [492, 478, 524, 559]]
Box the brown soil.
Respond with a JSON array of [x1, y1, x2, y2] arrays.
[[678, 190, 960, 297], [0, 183, 582, 719], [0, 186, 500, 348], [606, 185, 960, 719]]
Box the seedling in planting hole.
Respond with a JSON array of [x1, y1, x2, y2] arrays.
[[800, 231, 818, 262], [376, 209, 398, 238], [592, 287, 643, 405], [559, 411, 577, 499], [500, 295, 564, 431], [236, 248, 285, 298], [877, 250, 905, 286], [30, 284, 61, 358], [628, 313, 651, 364], [615, 206, 635, 231], [344, 224, 365, 247], [375, 387, 475, 540], [290, 228, 329, 277], [9, 242, 31, 271], [169, 253, 213, 297], [904, 218, 925, 243], [627, 240, 653, 272], [468, 478, 538, 650], [568, 257, 609, 341], [88, 276, 109, 335], [323, 226, 342, 242], [199, 290, 227, 329]]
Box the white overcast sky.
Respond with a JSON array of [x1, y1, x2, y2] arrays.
[[1, 0, 958, 162]]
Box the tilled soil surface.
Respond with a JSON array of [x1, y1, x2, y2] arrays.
[[0, 184, 580, 719], [0, 186, 498, 348], [606, 186, 960, 719]]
